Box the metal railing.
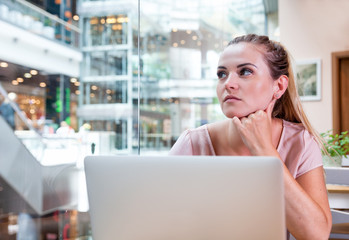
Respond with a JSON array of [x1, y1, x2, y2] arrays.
[[0, 0, 80, 48]]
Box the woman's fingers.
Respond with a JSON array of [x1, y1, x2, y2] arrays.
[[232, 116, 243, 128], [232, 101, 276, 155]]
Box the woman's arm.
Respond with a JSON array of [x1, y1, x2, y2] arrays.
[[284, 166, 331, 240], [232, 103, 332, 239]]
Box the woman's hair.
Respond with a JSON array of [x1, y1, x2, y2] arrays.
[[228, 34, 325, 151]]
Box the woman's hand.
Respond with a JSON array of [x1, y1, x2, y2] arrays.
[[232, 100, 278, 156]]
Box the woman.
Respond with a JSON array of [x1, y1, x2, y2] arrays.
[[169, 34, 331, 239]]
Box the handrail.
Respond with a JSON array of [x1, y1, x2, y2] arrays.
[[15, 0, 81, 33], [0, 83, 42, 136], [0, 0, 81, 47]]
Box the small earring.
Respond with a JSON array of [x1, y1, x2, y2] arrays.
[[274, 93, 279, 99]]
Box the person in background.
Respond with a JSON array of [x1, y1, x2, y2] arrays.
[[169, 34, 331, 239], [56, 121, 75, 136], [0, 94, 15, 130]]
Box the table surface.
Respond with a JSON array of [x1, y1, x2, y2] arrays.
[[327, 184, 349, 194]]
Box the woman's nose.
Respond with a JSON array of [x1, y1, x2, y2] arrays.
[[224, 74, 239, 90]]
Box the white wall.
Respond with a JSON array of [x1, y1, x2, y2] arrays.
[[279, 0, 349, 133]]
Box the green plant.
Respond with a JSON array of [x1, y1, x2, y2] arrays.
[[320, 130, 349, 157]]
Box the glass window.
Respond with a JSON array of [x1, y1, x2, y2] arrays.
[[85, 50, 128, 76], [83, 15, 129, 47], [77, 0, 273, 155], [138, 0, 267, 154], [82, 81, 128, 104]]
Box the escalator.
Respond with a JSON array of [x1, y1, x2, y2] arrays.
[[0, 85, 81, 216]]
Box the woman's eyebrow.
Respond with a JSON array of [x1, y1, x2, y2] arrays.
[[217, 66, 227, 69], [237, 63, 258, 68]]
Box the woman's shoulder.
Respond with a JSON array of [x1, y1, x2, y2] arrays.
[[283, 120, 320, 146], [175, 125, 209, 141], [188, 124, 209, 134], [280, 120, 323, 178], [206, 120, 228, 134], [280, 120, 319, 150], [282, 119, 304, 131], [282, 120, 313, 140], [169, 124, 215, 155]]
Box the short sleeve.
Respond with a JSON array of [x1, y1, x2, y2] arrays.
[[168, 130, 193, 155], [278, 120, 323, 179], [296, 131, 323, 178]]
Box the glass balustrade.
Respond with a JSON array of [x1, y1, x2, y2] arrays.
[[0, 0, 80, 48]]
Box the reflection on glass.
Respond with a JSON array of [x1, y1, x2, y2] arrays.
[[80, 5, 137, 154], [87, 50, 128, 76], [84, 15, 128, 47], [77, 0, 275, 155], [82, 81, 128, 104], [138, 0, 271, 154]]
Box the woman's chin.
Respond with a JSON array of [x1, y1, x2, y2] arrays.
[[223, 110, 256, 119], [223, 112, 248, 119]]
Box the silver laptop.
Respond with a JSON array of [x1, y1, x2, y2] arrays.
[[84, 155, 286, 240]]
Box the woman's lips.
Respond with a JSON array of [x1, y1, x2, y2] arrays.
[[224, 95, 241, 102]]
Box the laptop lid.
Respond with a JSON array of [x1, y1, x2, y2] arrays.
[[84, 155, 285, 240]]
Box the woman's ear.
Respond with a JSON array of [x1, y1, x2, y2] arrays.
[[273, 75, 288, 99]]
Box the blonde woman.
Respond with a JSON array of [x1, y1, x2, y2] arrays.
[[169, 34, 331, 240]]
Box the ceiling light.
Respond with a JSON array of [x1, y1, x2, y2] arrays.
[[172, 28, 178, 32], [24, 73, 32, 78], [0, 62, 8, 68], [73, 15, 79, 21], [39, 82, 46, 87], [186, 30, 192, 34], [106, 89, 112, 94], [106, 17, 117, 24], [180, 40, 185, 45], [74, 82, 80, 86], [117, 17, 128, 23], [17, 78, 24, 83], [75, 90, 80, 95], [90, 93, 95, 98], [112, 24, 122, 31], [90, 18, 98, 25], [192, 36, 198, 40], [12, 80, 18, 85], [91, 85, 98, 90], [70, 77, 77, 83], [30, 70, 38, 75], [173, 43, 178, 47]]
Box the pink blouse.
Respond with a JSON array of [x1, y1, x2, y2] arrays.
[[169, 120, 323, 179]]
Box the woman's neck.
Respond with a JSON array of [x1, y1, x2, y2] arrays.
[[223, 120, 249, 155], [208, 120, 250, 156]]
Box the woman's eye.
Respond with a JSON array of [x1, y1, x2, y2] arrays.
[[217, 71, 227, 79], [239, 68, 253, 76]]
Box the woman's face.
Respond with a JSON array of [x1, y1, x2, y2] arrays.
[[216, 42, 276, 118]]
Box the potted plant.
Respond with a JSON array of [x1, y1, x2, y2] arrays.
[[321, 130, 349, 167]]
